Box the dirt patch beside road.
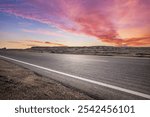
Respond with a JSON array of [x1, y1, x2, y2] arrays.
[[0, 59, 92, 100]]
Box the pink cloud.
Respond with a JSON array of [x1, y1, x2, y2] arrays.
[[0, 0, 150, 46], [112, 0, 150, 28]]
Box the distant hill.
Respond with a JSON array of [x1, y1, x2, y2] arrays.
[[25, 46, 150, 57]]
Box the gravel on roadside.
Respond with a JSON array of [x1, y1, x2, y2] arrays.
[[0, 59, 93, 100]]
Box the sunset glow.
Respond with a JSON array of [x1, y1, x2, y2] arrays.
[[0, 0, 150, 48]]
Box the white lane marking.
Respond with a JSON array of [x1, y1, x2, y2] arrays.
[[0, 55, 150, 99]]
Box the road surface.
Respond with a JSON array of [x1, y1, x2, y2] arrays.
[[0, 50, 150, 99]]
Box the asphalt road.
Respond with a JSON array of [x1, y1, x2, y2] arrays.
[[0, 50, 150, 99]]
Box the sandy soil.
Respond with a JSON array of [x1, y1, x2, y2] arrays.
[[0, 59, 92, 100]]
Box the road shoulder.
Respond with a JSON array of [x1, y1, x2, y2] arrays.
[[0, 59, 93, 100]]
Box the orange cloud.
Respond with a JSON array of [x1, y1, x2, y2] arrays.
[[27, 40, 66, 47], [0, 40, 66, 49], [123, 37, 150, 46], [101, 37, 150, 47], [27, 40, 43, 44]]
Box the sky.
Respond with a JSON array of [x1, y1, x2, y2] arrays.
[[0, 0, 150, 49]]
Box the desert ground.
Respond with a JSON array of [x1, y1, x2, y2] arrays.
[[26, 46, 150, 57], [0, 59, 92, 100]]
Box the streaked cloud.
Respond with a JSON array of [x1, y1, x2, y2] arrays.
[[102, 36, 150, 46], [0, 40, 66, 49], [0, 0, 149, 46], [27, 40, 66, 46]]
